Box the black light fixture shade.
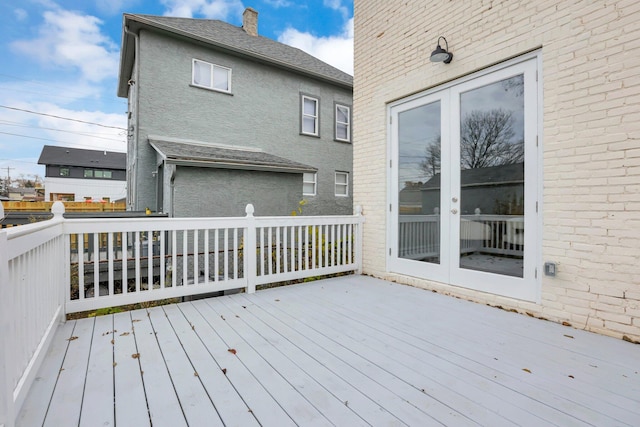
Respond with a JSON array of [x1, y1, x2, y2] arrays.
[[430, 36, 453, 64]]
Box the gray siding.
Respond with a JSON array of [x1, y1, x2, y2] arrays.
[[172, 167, 301, 217], [132, 29, 352, 216]]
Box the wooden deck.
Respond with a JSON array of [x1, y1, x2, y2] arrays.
[[17, 275, 640, 426]]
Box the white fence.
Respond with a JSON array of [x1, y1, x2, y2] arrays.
[[0, 202, 364, 427], [398, 214, 524, 260]]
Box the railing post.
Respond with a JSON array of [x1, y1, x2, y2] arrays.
[[355, 205, 364, 275], [0, 224, 16, 427], [245, 204, 257, 293], [52, 202, 67, 320]]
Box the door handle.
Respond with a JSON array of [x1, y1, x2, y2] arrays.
[[451, 209, 458, 214], [452, 197, 458, 203]]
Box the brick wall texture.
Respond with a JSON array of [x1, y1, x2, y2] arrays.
[[353, 0, 640, 341]]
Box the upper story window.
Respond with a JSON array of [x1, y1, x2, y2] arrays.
[[301, 94, 319, 136], [59, 167, 70, 177], [84, 169, 114, 179], [335, 104, 351, 142], [303, 172, 317, 196], [192, 59, 231, 93], [335, 171, 349, 197]]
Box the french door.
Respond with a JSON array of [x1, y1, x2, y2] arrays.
[[388, 55, 540, 301]]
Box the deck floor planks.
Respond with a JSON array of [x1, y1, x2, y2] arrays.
[[215, 295, 396, 427], [129, 309, 188, 427], [112, 311, 151, 427], [42, 317, 94, 427], [16, 275, 640, 427], [161, 303, 260, 427], [16, 320, 76, 427], [230, 293, 477, 427], [252, 280, 633, 425], [178, 302, 297, 427], [288, 277, 640, 425], [316, 276, 640, 419], [192, 297, 332, 426], [79, 314, 114, 427], [247, 287, 552, 427], [146, 306, 225, 427]]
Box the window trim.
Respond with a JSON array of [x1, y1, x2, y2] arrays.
[[335, 171, 349, 197], [191, 58, 232, 94], [300, 94, 320, 137], [303, 172, 317, 196], [334, 103, 351, 142]]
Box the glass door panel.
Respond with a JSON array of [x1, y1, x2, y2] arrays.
[[397, 101, 442, 264], [457, 75, 525, 278]]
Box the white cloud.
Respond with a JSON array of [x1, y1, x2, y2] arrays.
[[14, 8, 28, 21], [10, 10, 119, 83], [278, 17, 353, 75], [323, 0, 349, 19], [161, 0, 245, 19], [264, 0, 292, 8]]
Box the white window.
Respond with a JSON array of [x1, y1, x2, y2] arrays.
[[192, 59, 231, 93], [335, 172, 349, 197], [303, 172, 317, 196], [335, 104, 351, 142], [301, 95, 319, 136]]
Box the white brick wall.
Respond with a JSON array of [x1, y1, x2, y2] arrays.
[[354, 0, 640, 341]]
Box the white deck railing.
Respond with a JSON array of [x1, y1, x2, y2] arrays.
[[398, 214, 524, 260], [0, 202, 364, 427]]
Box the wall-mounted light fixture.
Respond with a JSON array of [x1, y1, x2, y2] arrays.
[[430, 36, 453, 64]]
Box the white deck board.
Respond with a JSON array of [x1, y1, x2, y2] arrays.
[[15, 320, 75, 427], [42, 317, 94, 427], [16, 275, 640, 426], [112, 311, 150, 427], [79, 314, 114, 427]]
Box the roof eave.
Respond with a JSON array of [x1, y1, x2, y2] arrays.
[[166, 158, 316, 174]]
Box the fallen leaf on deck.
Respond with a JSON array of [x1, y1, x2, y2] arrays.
[[221, 315, 226, 320], [120, 332, 130, 336], [242, 306, 247, 309], [132, 353, 140, 359], [194, 372, 199, 377], [522, 368, 532, 374], [228, 348, 237, 355], [275, 299, 280, 302], [564, 334, 574, 339], [111, 339, 115, 345], [132, 319, 141, 323], [221, 368, 227, 375], [568, 375, 574, 379], [113, 362, 118, 367], [67, 336, 78, 341]]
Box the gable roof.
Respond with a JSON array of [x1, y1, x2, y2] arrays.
[[37, 145, 126, 170], [422, 162, 524, 189], [118, 13, 353, 97], [149, 136, 316, 174]]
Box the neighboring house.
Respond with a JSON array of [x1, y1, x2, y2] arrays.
[[354, 1, 640, 340], [38, 145, 127, 202], [6, 186, 42, 202], [117, 8, 353, 217]]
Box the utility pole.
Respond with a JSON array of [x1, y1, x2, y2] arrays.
[[2, 166, 14, 195]]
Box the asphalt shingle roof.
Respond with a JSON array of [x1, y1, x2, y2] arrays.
[[149, 137, 316, 174], [37, 145, 126, 169]]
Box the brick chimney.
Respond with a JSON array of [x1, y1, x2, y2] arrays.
[[242, 8, 258, 36]]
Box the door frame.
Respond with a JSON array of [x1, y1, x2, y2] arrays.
[[386, 51, 543, 302]]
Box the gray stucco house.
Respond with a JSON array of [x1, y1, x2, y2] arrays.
[[117, 8, 353, 217]]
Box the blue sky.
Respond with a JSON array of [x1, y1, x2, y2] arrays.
[[0, 0, 353, 184]]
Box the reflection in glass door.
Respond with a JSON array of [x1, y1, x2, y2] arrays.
[[457, 75, 525, 278], [397, 101, 442, 264]]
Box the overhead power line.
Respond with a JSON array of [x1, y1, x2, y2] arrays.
[[0, 131, 125, 149], [0, 105, 126, 130]]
